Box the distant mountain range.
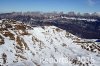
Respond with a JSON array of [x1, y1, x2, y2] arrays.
[[0, 12, 100, 39]]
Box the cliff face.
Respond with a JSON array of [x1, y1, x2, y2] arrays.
[[0, 20, 100, 66]]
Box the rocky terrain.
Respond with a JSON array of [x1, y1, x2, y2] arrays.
[[0, 19, 100, 66]]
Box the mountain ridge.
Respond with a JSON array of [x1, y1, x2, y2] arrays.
[[0, 19, 100, 66]]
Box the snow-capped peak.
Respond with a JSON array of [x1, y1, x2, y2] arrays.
[[0, 19, 100, 66]]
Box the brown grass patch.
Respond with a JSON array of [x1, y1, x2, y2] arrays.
[[55, 28, 62, 32], [21, 38, 29, 50], [0, 35, 4, 45], [5, 24, 12, 28], [0, 28, 8, 31], [16, 36, 29, 50], [16, 36, 23, 48], [3, 31, 15, 40], [15, 24, 26, 30]]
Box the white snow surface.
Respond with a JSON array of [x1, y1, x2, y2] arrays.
[[0, 23, 100, 66], [0, 20, 2, 23], [61, 16, 97, 22]]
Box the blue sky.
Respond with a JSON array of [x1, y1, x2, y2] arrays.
[[0, 0, 100, 13]]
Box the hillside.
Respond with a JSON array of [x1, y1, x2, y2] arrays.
[[0, 19, 100, 66]]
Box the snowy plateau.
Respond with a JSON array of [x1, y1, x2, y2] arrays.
[[0, 20, 100, 66]]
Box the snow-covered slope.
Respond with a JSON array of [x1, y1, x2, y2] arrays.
[[0, 20, 100, 66]]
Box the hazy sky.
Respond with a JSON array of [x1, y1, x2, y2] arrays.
[[0, 0, 100, 13]]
